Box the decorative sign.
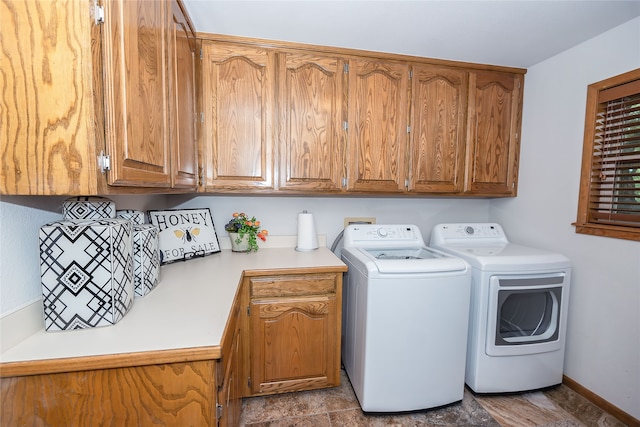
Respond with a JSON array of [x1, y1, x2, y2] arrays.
[[148, 208, 220, 264]]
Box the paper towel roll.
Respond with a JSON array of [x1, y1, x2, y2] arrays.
[[296, 211, 319, 251]]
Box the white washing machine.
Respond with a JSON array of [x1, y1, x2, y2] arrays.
[[341, 224, 471, 412], [430, 223, 571, 394]]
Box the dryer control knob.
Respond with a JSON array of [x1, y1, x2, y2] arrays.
[[377, 227, 388, 237]]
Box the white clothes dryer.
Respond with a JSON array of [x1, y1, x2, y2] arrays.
[[430, 223, 571, 393], [341, 224, 471, 412]]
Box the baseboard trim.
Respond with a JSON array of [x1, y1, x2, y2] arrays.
[[562, 375, 639, 427]]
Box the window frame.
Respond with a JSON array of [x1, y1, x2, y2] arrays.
[[575, 68, 640, 241]]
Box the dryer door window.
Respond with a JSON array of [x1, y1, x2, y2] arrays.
[[496, 286, 561, 345], [486, 274, 566, 356]]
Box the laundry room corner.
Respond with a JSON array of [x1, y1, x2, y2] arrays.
[[489, 17, 640, 420]]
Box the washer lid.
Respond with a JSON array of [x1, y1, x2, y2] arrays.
[[365, 247, 441, 260], [357, 246, 468, 273]]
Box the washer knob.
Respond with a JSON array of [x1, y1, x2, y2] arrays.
[[465, 226, 475, 235], [377, 227, 388, 237]]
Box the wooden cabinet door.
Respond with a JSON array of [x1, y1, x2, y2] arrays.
[[0, 0, 98, 195], [409, 65, 468, 193], [465, 70, 523, 196], [277, 52, 346, 192], [101, 0, 172, 187], [250, 296, 338, 395], [347, 59, 409, 193], [168, 0, 198, 189], [202, 42, 275, 190]]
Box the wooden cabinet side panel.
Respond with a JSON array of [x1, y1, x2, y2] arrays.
[[168, 0, 198, 189], [409, 65, 468, 193], [169, 0, 198, 189], [0, 360, 217, 426], [218, 326, 242, 427], [508, 74, 523, 196], [277, 52, 345, 192], [347, 59, 409, 193], [102, 0, 171, 187], [0, 0, 98, 195], [202, 42, 274, 190], [218, 296, 243, 427]]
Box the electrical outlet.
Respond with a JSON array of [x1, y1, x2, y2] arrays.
[[344, 217, 376, 228]]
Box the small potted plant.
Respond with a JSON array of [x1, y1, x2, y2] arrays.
[[224, 212, 268, 252]]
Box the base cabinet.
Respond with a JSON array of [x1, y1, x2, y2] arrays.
[[0, 360, 217, 426], [0, 266, 346, 427], [245, 273, 342, 396]]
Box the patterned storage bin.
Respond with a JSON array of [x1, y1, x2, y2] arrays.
[[39, 218, 134, 331], [62, 196, 116, 220], [117, 209, 146, 225], [133, 224, 160, 297]]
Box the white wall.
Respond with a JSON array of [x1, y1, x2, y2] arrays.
[[0, 195, 488, 318], [491, 17, 640, 418], [0, 195, 169, 317], [172, 195, 490, 254], [0, 197, 66, 315]]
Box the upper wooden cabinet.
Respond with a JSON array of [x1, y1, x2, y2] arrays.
[[201, 41, 275, 191], [408, 65, 468, 193], [276, 51, 346, 192], [197, 36, 524, 197], [0, 0, 99, 195], [169, 0, 198, 188], [465, 70, 523, 196], [0, 0, 198, 195], [346, 59, 410, 193], [102, 0, 172, 187], [102, 0, 197, 189]]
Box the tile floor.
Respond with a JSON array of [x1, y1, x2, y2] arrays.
[[240, 370, 628, 427]]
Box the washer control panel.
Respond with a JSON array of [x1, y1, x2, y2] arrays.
[[343, 224, 425, 247]]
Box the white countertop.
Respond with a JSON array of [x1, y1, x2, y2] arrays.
[[0, 246, 346, 366]]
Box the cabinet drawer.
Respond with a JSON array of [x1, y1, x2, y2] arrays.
[[254, 298, 332, 318], [250, 274, 336, 298]]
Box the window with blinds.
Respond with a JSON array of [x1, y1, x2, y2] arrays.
[[576, 69, 640, 241]]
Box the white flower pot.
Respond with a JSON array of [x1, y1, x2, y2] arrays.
[[229, 232, 250, 252]]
